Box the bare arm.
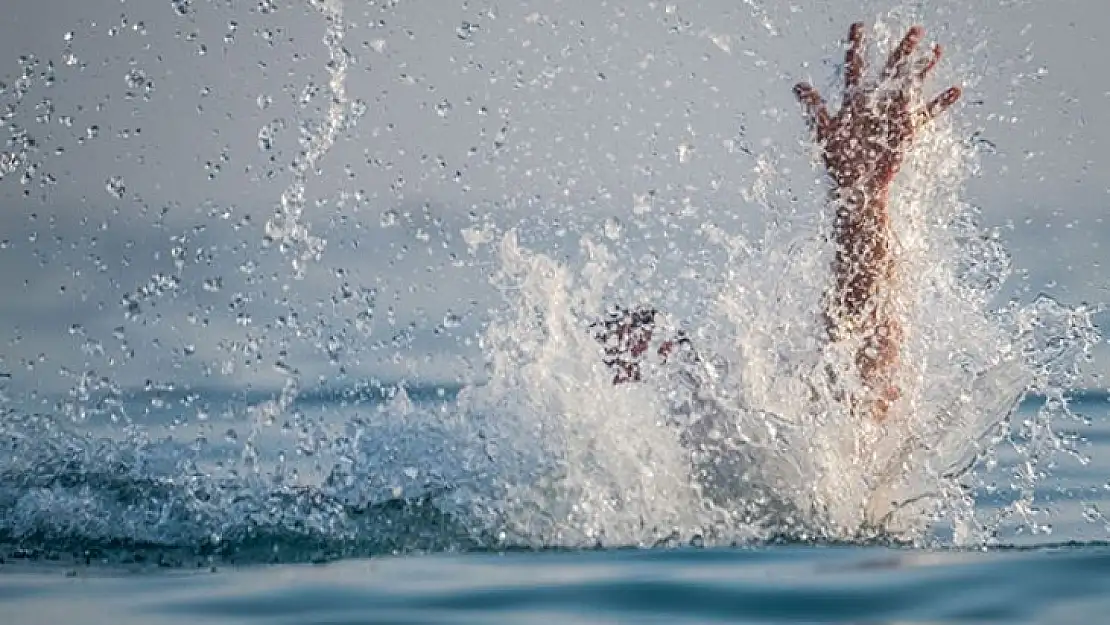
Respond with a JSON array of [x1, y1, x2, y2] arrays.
[[794, 23, 961, 421]]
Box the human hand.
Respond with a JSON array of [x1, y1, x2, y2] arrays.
[[793, 23, 962, 193]]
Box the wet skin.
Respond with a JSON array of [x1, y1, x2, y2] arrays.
[[598, 23, 962, 424]]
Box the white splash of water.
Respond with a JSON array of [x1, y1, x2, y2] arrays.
[[457, 19, 1099, 547], [458, 232, 722, 547], [265, 0, 351, 278]]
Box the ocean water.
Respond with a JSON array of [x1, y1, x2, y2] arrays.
[[5, 543, 1110, 625], [3, 395, 1110, 624], [3, 0, 1108, 623]]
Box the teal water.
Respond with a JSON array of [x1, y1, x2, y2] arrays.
[[3, 396, 1110, 623], [1, 1, 1106, 622], [6, 545, 1110, 624]]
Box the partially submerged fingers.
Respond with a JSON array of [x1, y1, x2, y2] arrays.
[[883, 25, 925, 80], [844, 22, 866, 92], [794, 82, 831, 137]]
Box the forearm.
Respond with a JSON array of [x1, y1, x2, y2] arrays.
[[797, 22, 960, 422], [826, 183, 903, 420], [827, 184, 896, 330]]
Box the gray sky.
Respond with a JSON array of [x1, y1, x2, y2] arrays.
[[1, 0, 1108, 408]]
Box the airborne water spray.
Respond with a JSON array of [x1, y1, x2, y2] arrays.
[[244, 0, 355, 471], [0, 5, 1101, 559], [264, 0, 351, 278], [459, 17, 1101, 547]]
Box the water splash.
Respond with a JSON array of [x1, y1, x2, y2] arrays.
[[264, 0, 352, 279], [0, 11, 1101, 560], [455, 20, 1101, 547], [251, 0, 354, 470]]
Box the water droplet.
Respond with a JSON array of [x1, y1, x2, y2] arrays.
[[603, 217, 622, 240], [435, 99, 453, 118], [456, 22, 479, 40], [442, 312, 462, 328], [257, 119, 285, 151], [380, 209, 398, 228], [677, 141, 694, 163], [224, 21, 239, 44], [105, 176, 125, 199], [125, 68, 147, 90]]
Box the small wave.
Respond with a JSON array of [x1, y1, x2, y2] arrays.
[[0, 416, 489, 566]]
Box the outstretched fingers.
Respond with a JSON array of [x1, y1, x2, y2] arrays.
[[883, 25, 925, 80], [844, 22, 866, 94], [794, 82, 831, 140], [917, 86, 962, 125]]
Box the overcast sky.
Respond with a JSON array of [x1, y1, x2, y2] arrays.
[[0, 0, 1107, 409]]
